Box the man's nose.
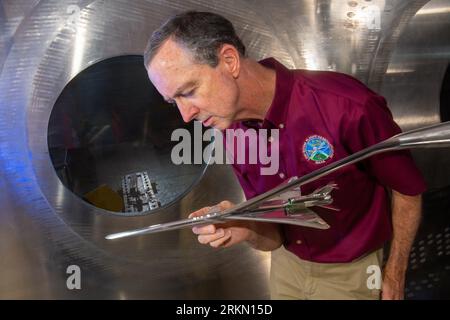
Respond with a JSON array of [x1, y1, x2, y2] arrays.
[[177, 100, 199, 123]]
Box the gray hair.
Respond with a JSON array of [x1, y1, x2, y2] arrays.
[[144, 11, 246, 68]]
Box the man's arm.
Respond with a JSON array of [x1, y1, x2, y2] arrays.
[[382, 190, 422, 300]]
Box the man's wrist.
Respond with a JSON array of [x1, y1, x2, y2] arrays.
[[385, 255, 408, 275], [245, 228, 260, 248]]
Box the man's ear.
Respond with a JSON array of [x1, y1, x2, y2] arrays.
[[218, 44, 241, 78]]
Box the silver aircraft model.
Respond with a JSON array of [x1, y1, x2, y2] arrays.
[[106, 121, 450, 240]]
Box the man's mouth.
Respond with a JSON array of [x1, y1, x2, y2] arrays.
[[202, 116, 213, 126]]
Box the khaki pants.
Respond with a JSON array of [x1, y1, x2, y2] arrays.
[[270, 246, 383, 300]]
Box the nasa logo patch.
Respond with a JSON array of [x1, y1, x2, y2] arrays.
[[303, 135, 334, 164]]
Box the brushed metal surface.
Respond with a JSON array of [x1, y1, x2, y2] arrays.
[[376, 0, 450, 188], [1, 0, 449, 299]]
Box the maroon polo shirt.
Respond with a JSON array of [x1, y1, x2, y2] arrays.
[[225, 58, 426, 263]]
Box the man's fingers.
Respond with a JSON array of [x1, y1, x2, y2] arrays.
[[192, 224, 216, 235], [189, 202, 235, 245], [218, 200, 234, 210], [188, 206, 212, 218], [209, 230, 232, 248], [197, 228, 226, 244], [189, 201, 234, 219]]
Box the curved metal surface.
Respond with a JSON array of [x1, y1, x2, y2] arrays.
[[375, 0, 450, 188], [0, 0, 449, 299]]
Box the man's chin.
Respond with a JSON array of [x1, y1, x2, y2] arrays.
[[211, 122, 232, 130]]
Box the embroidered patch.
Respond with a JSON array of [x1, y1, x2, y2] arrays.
[[303, 135, 334, 164]]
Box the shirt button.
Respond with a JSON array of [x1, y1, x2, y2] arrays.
[[279, 172, 285, 179], [279, 123, 285, 129], [296, 240, 302, 245], [268, 136, 275, 143]]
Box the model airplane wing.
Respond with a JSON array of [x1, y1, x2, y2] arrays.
[[106, 121, 450, 240]]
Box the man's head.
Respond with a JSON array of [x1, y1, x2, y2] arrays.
[[144, 11, 247, 130], [144, 11, 245, 68]]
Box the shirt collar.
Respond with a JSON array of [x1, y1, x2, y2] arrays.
[[242, 58, 294, 129]]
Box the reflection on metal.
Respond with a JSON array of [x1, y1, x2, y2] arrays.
[[1, 0, 450, 299], [107, 122, 450, 240], [376, 0, 450, 189], [122, 171, 160, 213], [416, 5, 450, 14]]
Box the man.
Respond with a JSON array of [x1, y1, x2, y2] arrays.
[[144, 11, 426, 300]]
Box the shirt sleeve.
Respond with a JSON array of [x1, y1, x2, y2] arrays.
[[341, 94, 427, 196]]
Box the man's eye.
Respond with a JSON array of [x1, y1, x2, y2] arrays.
[[182, 89, 195, 97]]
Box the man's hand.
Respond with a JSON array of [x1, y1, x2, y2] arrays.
[[189, 201, 253, 248], [381, 265, 405, 300], [189, 200, 284, 250]]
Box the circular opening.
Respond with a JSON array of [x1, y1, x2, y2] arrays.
[[47, 55, 207, 215]]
